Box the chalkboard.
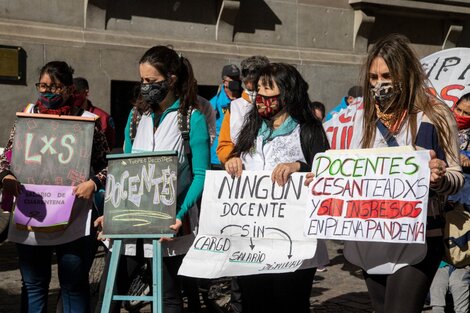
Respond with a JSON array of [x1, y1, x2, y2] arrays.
[[11, 113, 95, 185], [103, 151, 178, 237]]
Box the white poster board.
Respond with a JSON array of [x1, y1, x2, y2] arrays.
[[305, 147, 430, 244], [421, 47, 470, 107], [179, 171, 317, 278]]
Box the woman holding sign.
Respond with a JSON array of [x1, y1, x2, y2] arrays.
[[96, 45, 210, 313], [340, 34, 463, 313], [224, 63, 329, 313], [0, 61, 109, 313]]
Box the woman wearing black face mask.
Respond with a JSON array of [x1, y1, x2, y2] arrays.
[[0, 60, 109, 313], [339, 34, 463, 313], [98, 45, 210, 313], [224, 63, 329, 313]]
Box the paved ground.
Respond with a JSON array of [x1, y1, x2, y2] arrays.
[[0, 239, 434, 313]]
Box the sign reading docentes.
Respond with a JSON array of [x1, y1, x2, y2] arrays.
[[103, 152, 178, 237], [179, 171, 318, 279], [305, 148, 431, 244]]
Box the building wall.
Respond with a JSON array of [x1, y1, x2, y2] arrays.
[[0, 0, 469, 146]]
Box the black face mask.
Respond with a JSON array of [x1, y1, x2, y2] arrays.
[[228, 80, 242, 93], [370, 81, 399, 107], [140, 81, 169, 106]]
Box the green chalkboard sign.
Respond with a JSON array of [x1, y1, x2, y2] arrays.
[[11, 113, 95, 185], [103, 151, 178, 237]]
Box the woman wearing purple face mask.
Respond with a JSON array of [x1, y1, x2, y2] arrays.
[[0, 60, 109, 313], [224, 63, 330, 313]]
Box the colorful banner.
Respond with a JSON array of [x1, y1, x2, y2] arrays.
[[14, 184, 75, 227], [305, 148, 430, 243], [179, 171, 318, 278], [421, 48, 470, 107]]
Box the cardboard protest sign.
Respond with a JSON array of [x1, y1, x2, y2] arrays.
[[305, 147, 430, 244], [103, 152, 178, 237], [179, 171, 318, 278], [421, 48, 470, 107], [11, 113, 95, 230]]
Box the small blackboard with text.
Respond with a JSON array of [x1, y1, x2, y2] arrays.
[[103, 151, 178, 238], [11, 113, 95, 185]]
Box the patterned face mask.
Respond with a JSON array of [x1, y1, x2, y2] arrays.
[[38, 92, 64, 109], [140, 80, 169, 106], [255, 94, 281, 119], [370, 80, 399, 107]]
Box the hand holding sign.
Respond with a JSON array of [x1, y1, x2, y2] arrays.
[[2, 174, 21, 197], [73, 180, 96, 200], [429, 150, 447, 186], [225, 157, 243, 178], [271, 162, 301, 186]]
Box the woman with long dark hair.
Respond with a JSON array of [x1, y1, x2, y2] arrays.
[[225, 63, 329, 313]]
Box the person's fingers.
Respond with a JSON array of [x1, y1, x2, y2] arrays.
[[429, 150, 437, 160]]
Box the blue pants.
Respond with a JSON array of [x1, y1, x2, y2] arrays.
[[16, 235, 95, 313]]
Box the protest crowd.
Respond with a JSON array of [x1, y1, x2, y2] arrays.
[[1, 32, 470, 313]]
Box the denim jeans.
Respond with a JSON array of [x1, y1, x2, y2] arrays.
[[17, 235, 95, 313]]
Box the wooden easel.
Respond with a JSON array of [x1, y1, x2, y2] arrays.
[[100, 234, 174, 313]]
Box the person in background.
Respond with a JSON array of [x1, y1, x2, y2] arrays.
[[338, 34, 463, 313], [311, 101, 326, 121], [1, 61, 109, 313], [216, 55, 270, 164], [73, 77, 116, 148], [429, 92, 470, 313], [225, 63, 329, 313], [324, 85, 362, 121], [210, 64, 241, 169]]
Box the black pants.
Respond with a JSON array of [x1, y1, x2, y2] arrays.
[[363, 237, 444, 313], [237, 268, 316, 313]]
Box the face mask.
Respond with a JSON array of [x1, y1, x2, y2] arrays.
[[370, 81, 398, 106], [228, 80, 241, 93], [255, 94, 281, 119], [453, 109, 470, 130], [38, 92, 64, 109], [141, 81, 169, 106]]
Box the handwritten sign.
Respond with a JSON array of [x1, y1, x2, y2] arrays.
[[421, 48, 470, 107], [103, 152, 178, 237], [323, 97, 362, 150], [179, 171, 318, 278], [14, 184, 75, 228], [11, 113, 95, 186], [305, 148, 430, 243]]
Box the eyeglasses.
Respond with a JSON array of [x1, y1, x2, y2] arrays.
[[35, 83, 65, 93]]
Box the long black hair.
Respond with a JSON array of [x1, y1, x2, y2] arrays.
[[139, 45, 198, 115], [230, 63, 328, 164]]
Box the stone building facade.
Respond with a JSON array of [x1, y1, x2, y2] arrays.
[[0, 0, 469, 148]]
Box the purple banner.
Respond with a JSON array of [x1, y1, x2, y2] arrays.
[[14, 184, 75, 227]]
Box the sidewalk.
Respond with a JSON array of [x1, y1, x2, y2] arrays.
[[0, 239, 433, 312]]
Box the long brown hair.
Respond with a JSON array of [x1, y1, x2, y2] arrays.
[[361, 34, 454, 158]]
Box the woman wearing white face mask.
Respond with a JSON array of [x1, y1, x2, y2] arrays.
[[341, 34, 463, 313]]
